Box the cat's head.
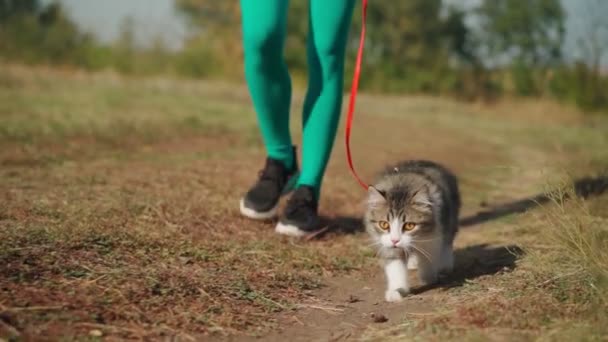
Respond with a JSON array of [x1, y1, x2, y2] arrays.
[[364, 184, 436, 250]]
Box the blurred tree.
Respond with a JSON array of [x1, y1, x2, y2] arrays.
[[0, 0, 97, 66], [576, 0, 608, 78], [441, 5, 479, 67], [475, 0, 565, 96], [174, 0, 243, 74], [176, 0, 240, 30], [173, 0, 470, 91], [347, 0, 472, 92], [348, 0, 447, 72], [563, 0, 608, 111], [476, 0, 565, 67], [174, 0, 309, 79], [0, 0, 40, 21], [112, 17, 136, 73], [362, 0, 445, 68]]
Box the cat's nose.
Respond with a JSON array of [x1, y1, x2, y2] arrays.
[[391, 238, 400, 245]]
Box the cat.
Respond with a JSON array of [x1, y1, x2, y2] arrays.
[[364, 160, 461, 302]]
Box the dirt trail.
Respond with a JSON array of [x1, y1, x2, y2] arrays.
[[263, 273, 439, 341], [220, 223, 518, 342]]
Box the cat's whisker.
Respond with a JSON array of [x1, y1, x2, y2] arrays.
[[411, 237, 441, 243], [409, 244, 431, 262], [416, 245, 432, 259], [366, 240, 382, 247]]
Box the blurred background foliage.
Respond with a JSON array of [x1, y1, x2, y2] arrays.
[[1, 0, 607, 113]]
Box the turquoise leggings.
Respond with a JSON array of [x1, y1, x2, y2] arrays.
[[240, 0, 356, 199]]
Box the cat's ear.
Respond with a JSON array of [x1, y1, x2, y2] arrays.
[[412, 189, 433, 212], [367, 186, 386, 207]]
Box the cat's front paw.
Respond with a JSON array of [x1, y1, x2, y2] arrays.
[[385, 288, 408, 302], [407, 255, 418, 270]]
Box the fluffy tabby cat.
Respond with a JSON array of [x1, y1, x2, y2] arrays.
[[364, 160, 460, 302]]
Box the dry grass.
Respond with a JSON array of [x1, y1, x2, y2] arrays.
[[0, 65, 375, 340], [1, 64, 608, 340], [362, 177, 608, 341]]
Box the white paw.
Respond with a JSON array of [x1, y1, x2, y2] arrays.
[[385, 289, 407, 302], [407, 255, 418, 270]]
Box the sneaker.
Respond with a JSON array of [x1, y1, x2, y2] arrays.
[[275, 185, 322, 237], [239, 148, 298, 220]]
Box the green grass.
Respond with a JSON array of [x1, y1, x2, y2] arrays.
[[0, 67, 262, 163]]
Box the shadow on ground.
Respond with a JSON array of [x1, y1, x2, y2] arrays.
[[460, 174, 608, 228], [324, 216, 364, 235], [410, 243, 523, 295], [319, 174, 608, 238]]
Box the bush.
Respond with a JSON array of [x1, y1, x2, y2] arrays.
[[510, 61, 541, 97], [1, 0, 606, 115], [175, 41, 218, 79], [0, 3, 96, 66], [550, 62, 608, 113]]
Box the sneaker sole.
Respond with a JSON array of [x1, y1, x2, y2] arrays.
[[275, 222, 308, 237], [239, 198, 279, 220], [238, 171, 300, 221]]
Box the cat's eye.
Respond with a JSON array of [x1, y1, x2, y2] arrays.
[[378, 221, 390, 230], [403, 222, 416, 231]]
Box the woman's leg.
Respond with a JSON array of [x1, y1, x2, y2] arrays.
[[275, 0, 355, 236], [240, 0, 293, 170], [298, 0, 356, 199], [239, 0, 298, 220]]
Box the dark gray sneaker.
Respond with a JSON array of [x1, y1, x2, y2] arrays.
[[239, 148, 298, 220], [275, 186, 322, 237]]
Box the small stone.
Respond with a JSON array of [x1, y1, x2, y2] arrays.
[[89, 329, 103, 337], [371, 313, 388, 323], [347, 295, 361, 303], [179, 257, 193, 265]]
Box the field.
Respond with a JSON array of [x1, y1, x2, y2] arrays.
[[1, 65, 607, 341]]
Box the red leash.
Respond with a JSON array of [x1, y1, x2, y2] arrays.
[[345, 0, 369, 190]]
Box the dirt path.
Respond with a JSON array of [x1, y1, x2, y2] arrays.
[[219, 223, 518, 342], [257, 273, 435, 341]]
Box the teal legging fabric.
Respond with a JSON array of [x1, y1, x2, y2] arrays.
[[240, 0, 356, 199]]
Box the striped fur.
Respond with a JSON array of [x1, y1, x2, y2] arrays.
[[364, 160, 461, 302]]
